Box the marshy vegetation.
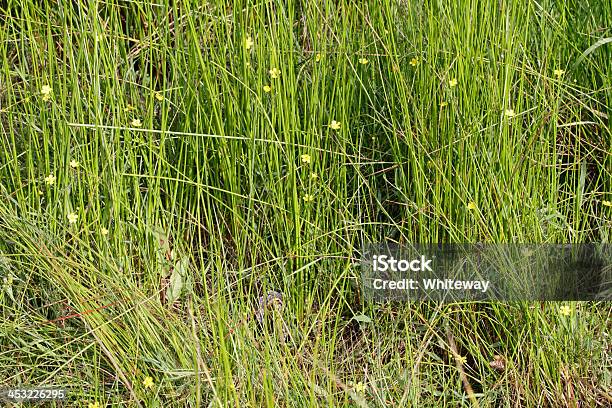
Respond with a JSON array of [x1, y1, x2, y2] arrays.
[[1, 0, 611, 406]]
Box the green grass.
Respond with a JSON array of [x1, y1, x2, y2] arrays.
[[0, 0, 611, 406]]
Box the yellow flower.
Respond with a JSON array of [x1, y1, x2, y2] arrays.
[[124, 104, 136, 112], [300, 154, 311, 164], [358, 57, 369, 65], [315, 53, 322, 62], [88, 402, 100, 408], [101, 227, 109, 236], [70, 160, 80, 169], [409, 57, 419, 66], [263, 85, 272, 93], [154, 92, 164, 101], [353, 381, 366, 394], [245, 36, 254, 50], [143, 376, 154, 389], [602, 200, 611, 207], [329, 120, 341, 130], [131, 118, 142, 127], [440, 101, 448, 108], [467, 201, 477, 210], [303, 194, 314, 203], [41, 85, 52, 100], [554, 69, 565, 78], [37, 189, 44, 196], [269, 68, 281, 79], [559, 305, 572, 316], [504, 109, 516, 118], [449, 78, 458, 87], [310, 172, 318, 180], [67, 212, 78, 224], [44, 174, 56, 185], [455, 354, 467, 365]]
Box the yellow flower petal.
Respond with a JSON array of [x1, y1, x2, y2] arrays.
[[303, 194, 314, 203], [245, 36, 254, 50], [554, 69, 565, 78], [353, 381, 366, 394], [44, 174, 56, 185], [455, 354, 467, 365], [143, 376, 154, 389], [449, 78, 458, 87], [559, 305, 572, 316], [269, 68, 281, 79], [329, 120, 341, 130]]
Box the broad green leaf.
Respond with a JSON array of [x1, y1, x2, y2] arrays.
[[352, 314, 372, 323]]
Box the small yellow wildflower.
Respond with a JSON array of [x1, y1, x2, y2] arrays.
[[315, 53, 322, 62], [358, 57, 369, 65], [504, 109, 516, 118], [245, 36, 254, 50], [269, 68, 281, 79], [602, 200, 611, 207], [143, 376, 154, 389], [263, 85, 272, 93], [455, 354, 467, 365], [554, 69, 565, 78], [131, 118, 142, 127], [559, 305, 572, 316], [70, 160, 80, 169], [88, 402, 100, 408], [124, 104, 136, 112], [449, 78, 458, 87], [67, 212, 78, 224], [303, 194, 314, 203], [467, 201, 477, 210], [310, 172, 318, 180], [41, 85, 52, 100], [37, 189, 44, 196], [44, 174, 56, 185], [440, 101, 448, 108], [329, 120, 341, 130], [300, 154, 311, 164], [101, 227, 109, 236], [353, 381, 366, 394], [154, 92, 164, 101], [409, 57, 419, 66]]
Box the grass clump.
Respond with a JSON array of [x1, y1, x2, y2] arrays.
[[1, 0, 610, 406]]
